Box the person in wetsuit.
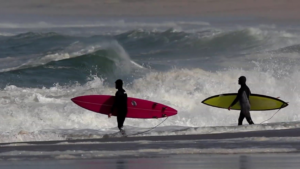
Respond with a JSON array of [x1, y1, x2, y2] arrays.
[[109, 79, 128, 132], [228, 76, 254, 126]]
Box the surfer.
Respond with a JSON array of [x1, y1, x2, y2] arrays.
[[109, 79, 128, 133], [228, 76, 254, 125]]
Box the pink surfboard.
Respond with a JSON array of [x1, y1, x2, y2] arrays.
[[71, 95, 177, 119]]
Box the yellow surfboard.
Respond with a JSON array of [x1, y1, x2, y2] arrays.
[[202, 93, 288, 111]]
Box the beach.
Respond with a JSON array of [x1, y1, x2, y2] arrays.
[[2, 154, 300, 169], [1, 128, 300, 168]]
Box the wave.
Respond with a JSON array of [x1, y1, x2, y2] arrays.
[[0, 39, 144, 88], [2, 23, 300, 144], [276, 44, 300, 53], [0, 32, 143, 72], [0, 58, 300, 142], [2, 27, 298, 60], [116, 28, 264, 51], [115, 27, 300, 58], [0, 27, 299, 87], [10, 32, 64, 39]]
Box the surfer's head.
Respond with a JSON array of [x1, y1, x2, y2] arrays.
[[115, 79, 123, 89], [238, 76, 246, 85]]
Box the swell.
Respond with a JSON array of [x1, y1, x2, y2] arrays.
[[116, 28, 267, 56], [0, 27, 298, 88], [0, 28, 271, 62], [0, 45, 144, 88], [0, 28, 270, 72]]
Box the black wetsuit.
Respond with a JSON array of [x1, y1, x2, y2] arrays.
[[111, 89, 128, 130], [230, 84, 254, 125]]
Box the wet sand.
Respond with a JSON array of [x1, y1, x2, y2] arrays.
[[1, 154, 300, 169], [1, 128, 300, 160], [1, 127, 300, 146]]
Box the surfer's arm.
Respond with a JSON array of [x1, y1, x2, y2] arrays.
[[229, 89, 242, 109], [110, 100, 117, 113], [110, 92, 119, 114], [229, 97, 239, 107], [109, 104, 115, 118], [110, 104, 115, 113], [109, 100, 117, 118]]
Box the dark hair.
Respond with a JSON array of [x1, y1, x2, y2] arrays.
[[239, 76, 246, 84], [115, 79, 123, 85]]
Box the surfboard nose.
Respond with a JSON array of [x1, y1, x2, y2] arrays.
[[166, 108, 178, 117], [282, 102, 289, 108], [71, 97, 78, 103], [71, 96, 83, 104]]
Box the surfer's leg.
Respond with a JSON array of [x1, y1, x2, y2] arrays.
[[117, 115, 123, 130], [241, 106, 254, 125], [117, 114, 123, 130], [238, 111, 244, 125], [245, 112, 254, 125], [117, 112, 127, 131], [240, 103, 253, 125]]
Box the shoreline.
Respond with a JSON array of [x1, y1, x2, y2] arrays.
[[2, 127, 300, 146], [1, 128, 300, 160]]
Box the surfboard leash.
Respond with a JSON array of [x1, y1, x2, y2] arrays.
[[259, 102, 287, 124], [124, 116, 169, 137]]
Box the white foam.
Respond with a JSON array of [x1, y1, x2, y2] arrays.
[[0, 132, 64, 144], [0, 55, 300, 142]]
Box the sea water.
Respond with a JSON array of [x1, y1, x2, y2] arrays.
[[0, 17, 300, 144]]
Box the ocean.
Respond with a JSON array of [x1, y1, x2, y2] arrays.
[[1, 17, 300, 167]]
